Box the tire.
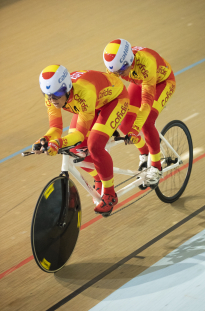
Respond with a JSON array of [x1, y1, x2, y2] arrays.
[[31, 176, 81, 273], [155, 120, 193, 203]]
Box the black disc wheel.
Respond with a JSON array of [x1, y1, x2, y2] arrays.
[[155, 120, 193, 203], [31, 176, 81, 273]]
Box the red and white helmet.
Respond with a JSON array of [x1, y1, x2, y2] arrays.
[[103, 39, 134, 72], [39, 65, 72, 97]]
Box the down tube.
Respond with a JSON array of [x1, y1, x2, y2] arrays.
[[61, 154, 101, 203]]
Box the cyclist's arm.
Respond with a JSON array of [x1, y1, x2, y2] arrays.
[[43, 99, 63, 141], [131, 57, 157, 133], [59, 91, 97, 148]]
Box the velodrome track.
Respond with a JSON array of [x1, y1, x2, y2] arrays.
[[1, 0, 205, 310]]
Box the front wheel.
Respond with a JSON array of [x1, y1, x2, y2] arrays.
[[155, 120, 193, 203], [31, 176, 81, 273]]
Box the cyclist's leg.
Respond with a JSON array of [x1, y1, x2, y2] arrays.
[[119, 83, 149, 155], [142, 73, 176, 170], [88, 86, 129, 199]]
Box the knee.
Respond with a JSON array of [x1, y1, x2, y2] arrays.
[[119, 115, 136, 134], [142, 123, 158, 139], [87, 138, 101, 157]]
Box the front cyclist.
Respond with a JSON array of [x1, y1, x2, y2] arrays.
[[103, 39, 176, 187], [32, 65, 130, 215]]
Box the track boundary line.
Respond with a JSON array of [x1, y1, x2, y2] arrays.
[[0, 152, 204, 280], [46, 204, 205, 310], [0, 58, 205, 164]]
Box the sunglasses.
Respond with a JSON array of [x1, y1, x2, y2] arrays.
[[43, 86, 67, 100], [115, 61, 130, 75]]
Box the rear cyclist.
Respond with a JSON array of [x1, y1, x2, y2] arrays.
[[32, 65, 130, 215], [103, 39, 176, 187]]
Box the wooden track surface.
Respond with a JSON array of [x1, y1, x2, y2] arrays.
[[0, 0, 205, 310]]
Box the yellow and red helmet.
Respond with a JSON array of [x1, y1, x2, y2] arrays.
[[39, 65, 72, 97], [103, 39, 134, 73]]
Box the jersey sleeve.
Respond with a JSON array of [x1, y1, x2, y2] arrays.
[[43, 99, 63, 140], [131, 52, 157, 133], [140, 52, 157, 108], [61, 88, 97, 147]]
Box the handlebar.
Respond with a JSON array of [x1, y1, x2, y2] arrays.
[[21, 151, 35, 156], [21, 132, 126, 161], [114, 136, 126, 141], [21, 144, 86, 163]]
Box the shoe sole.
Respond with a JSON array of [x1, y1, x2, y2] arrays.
[[95, 207, 113, 217]]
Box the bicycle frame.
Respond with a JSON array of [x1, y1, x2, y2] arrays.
[[61, 132, 182, 204]]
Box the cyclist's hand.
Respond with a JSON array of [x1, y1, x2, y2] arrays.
[[124, 134, 132, 145], [124, 132, 139, 145], [113, 130, 120, 138], [32, 137, 48, 154], [46, 140, 60, 156]]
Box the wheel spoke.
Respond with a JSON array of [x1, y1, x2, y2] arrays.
[[155, 121, 193, 203]]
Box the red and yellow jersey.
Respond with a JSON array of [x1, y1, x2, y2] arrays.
[[107, 46, 175, 133], [110, 46, 173, 108], [44, 70, 124, 145], [127, 46, 172, 84]]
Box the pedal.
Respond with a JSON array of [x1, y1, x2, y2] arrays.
[[138, 184, 148, 190]]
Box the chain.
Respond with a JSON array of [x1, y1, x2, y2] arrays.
[[105, 168, 152, 216], [114, 173, 140, 189], [114, 167, 150, 189], [110, 188, 153, 216]]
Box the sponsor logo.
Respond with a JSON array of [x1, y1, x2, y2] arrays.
[[99, 88, 112, 99], [58, 69, 68, 83], [74, 94, 88, 111], [46, 85, 51, 89], [161, 84, 175, 107], [81, 175, 93, 191], [46, 100, 52, 106], [132, 124, 140, 132], [62, 137, 68, 147], [71, 71, 85, 80], [120, 42, 129, 63], [132, 46, 145, 52], [74, 106, 79, 112], [110, 102, 129, 129], [63, 102, 79, 114], [44, 183, 54, 200], [49, 142, 59, 152], [157, 66, 167, 76], [129, 133, 140, 144], [132, 70, 138, 77], [136, 59, 149, 78]]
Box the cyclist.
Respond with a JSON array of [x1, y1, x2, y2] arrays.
[[32, 65, 130, 215], [103, 39, 176, 187]]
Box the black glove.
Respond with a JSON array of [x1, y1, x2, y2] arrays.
[[124, 134, 131, 145], [32, 137, 47, 151], [112, 130, 120, 138]]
